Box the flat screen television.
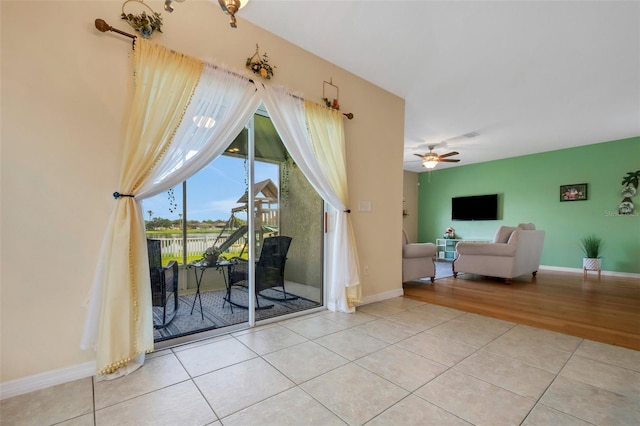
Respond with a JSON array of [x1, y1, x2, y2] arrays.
[[452, 194, 499, 220]]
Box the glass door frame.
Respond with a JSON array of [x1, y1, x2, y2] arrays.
[[246, 113, 257, 326], [154, 111, 328, 349]]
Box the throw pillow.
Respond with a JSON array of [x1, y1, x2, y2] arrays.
[[518, 223, 536, 230], [493, 226, 519, 243]]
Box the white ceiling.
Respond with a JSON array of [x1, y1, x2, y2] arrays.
[[239, 0, 640, 172]]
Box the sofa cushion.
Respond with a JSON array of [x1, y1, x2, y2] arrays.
[[456, 241, 517, 256], [493, 226, 519, 243]]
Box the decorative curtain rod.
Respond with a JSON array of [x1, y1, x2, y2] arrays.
[[93, 19, 354, 120]]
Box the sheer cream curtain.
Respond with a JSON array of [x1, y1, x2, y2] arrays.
[[256, 84, 361, 312], [305, 101, 362, 310], [138, 63, 261, 198], [81, 39, 260, 378]]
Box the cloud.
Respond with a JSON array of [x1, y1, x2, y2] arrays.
[[207, 164, 244, 186], [189, 198, 246, 221]]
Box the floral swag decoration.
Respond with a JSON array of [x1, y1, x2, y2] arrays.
[[322, 79, 340, 111], [246, 44, 275, 80], [121, 0, 163, 39], [121, 11, 162, 38], [322, 97, 340, 111]]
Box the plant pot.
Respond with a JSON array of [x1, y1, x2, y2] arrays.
[[583, 257, 601, 271]]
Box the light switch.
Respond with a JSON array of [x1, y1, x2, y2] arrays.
[[359, 201, 372, 212]]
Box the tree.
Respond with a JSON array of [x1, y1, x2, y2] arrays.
[[147, 217, 172, 230], [147, 210, 154, 221]]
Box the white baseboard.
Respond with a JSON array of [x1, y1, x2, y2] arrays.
[[539, 265, 640, 279], [0, 361, 95, 400], [356, 287, 405, 306]]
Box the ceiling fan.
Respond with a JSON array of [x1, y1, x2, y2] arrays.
[[413, 146, 460, 169]]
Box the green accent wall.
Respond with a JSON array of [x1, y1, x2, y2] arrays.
[[418, 137, 640, 273]]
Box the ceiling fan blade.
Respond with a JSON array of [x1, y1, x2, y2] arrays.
[[440, 159, 460, 163], [413, 153, 426, 159], [438, 151, 459, 159]]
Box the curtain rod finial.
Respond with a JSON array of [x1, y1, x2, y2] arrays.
[[95, 19, 111, 33]]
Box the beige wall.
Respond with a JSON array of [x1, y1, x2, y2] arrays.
[[402, 171, 419, 242], [0, 1, 405, 383]]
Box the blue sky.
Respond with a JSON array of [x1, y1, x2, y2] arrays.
[[142, 155, 278, 222]]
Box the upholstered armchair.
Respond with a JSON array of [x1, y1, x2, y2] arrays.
[[453, 223, 545, 282], [402, 230, 436, 283]]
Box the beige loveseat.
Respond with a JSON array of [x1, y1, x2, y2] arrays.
[[402, 230, 436, 283], [453, 223, 545, 282]]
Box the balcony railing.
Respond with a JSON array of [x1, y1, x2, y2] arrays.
[[151, 233, 248, 259], [149, 206, 278, 261]]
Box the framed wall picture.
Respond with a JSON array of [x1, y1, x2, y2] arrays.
[[560, 183, 588, 202]]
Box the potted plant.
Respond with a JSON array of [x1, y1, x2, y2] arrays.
[[580, 234, 603, 271], [202, 247, 222, 265]]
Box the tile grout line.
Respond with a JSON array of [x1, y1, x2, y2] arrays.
[[173, 342, 239, 423], [368, 304, 559, 425], [516, 336, 590, 426]]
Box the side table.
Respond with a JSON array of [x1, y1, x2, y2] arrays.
[[188, 260, 235, 319]]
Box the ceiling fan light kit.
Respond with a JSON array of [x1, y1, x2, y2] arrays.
[[414, 145, 461, 169], [410, 131, 478, 171], [218, 0, 249, 28], [422, 154, 439, 169], [163, 0, 249, 28]]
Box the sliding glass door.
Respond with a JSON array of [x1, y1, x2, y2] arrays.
[[248, 112, 325, 323], [143, 111, 323, 344]]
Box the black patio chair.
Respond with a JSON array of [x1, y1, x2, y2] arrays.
[[147, 239, 179, 329], [228, 236, 297, 309]]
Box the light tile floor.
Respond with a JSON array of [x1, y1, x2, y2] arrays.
[[3, 297, 640, 425]]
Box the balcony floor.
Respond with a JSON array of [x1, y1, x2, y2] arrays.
[[153, 284, 322, 342]]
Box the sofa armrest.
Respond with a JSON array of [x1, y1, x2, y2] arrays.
[[456, 242, 516, 257], [403, 243, 436, 258]]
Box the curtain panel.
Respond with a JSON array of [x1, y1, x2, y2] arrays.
[[81, 40, 203, 378], [256, 84, 361, 312], [81, 39, 260, 378], [83, 40, 359, 378], [304, 102, 362, 310]]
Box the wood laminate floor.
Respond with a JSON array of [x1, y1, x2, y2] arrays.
[[403, 268, 640, 351]]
